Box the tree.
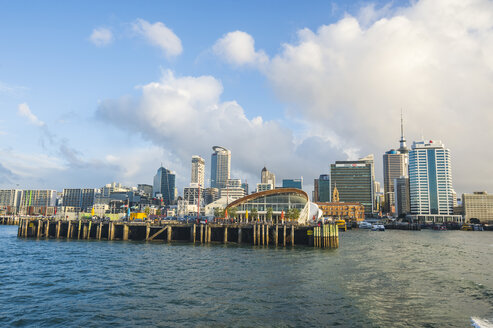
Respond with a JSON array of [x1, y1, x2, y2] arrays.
[[251, 208, 258, 222], [214, 207, 224, 219], [228, 207, 238, 219], [144, 206, 150, 216], [266, 207, 273, 222]]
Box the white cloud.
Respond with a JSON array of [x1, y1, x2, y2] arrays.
[[89, 27, 114, 46], [213, 31, 268, 67], [265, 0, 493, 193], [18, 103, 45, 127], [132, 18, 182, 57], [96, 71, 347, 192]]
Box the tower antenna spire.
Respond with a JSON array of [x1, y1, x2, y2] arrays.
[[400, 108, 404, 140], [398, 108, 409, 154]]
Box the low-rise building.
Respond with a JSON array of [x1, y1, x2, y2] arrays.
[[463, 191, 493, 223]]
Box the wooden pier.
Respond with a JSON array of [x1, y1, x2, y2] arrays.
[[14, 218, 339, 249], [0, 216, 20, 226]]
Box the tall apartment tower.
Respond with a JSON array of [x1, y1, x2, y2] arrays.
[[330, 159, 374, 215], [261, 167, 276, 187], [383, 150, 406, 213], [191, 155, 205, 187], [409, 140, 454, 215], [153, 166, 176, 205], [394, 177, 410, 217], [318, 174, 331, 202], [210, 146, 231, 189]]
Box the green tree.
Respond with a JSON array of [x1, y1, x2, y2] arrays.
[[214, 207, 224, 218], [144, 206, 150, 216], [251, 208, 258, 222], [228, 207, 238, 219], [266, 207, 273, 222]]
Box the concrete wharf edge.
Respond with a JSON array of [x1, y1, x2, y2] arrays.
[[13, 217, 339, 249]]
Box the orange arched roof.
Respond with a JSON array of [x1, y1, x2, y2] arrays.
[[225, 188, 308, 209]]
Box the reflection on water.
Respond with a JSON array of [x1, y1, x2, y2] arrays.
[[1, 226, 492, 327]]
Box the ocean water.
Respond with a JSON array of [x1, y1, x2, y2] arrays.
[[1, 225, 492, 327]]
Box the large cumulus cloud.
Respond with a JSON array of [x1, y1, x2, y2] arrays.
[[96, 71, 347, 190], [264, 0, 493, 193]]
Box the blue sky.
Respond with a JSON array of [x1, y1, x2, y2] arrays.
[[1, 0, 493, 196]]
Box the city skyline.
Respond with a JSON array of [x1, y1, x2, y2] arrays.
[[1, 0, 493, 196]]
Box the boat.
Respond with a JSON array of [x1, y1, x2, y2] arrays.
[[371, 224, 385, 231], [358, 221, 373, 229]]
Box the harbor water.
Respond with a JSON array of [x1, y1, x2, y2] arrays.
[[1, 225, 492, 327]]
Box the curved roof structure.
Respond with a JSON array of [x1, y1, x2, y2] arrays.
[[226, 188, 308, 209], [212, 146, 230, 153]]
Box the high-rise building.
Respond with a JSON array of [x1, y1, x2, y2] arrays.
[[261, 167, 276, 187], [313, 178, 319, 202], [0, 189, 22, 214], [211, 146, 231, 189], [409, 140, 454, 215], [394, 176, 410, 217], [282, 178, 303, 189], [62, 188, 97, 212], [184, 183, 204, 206], [241, 182, 249, 195], [256, 183, 274, 193], [383, 149, 406, 213], [153, 166, 176, 205], [191, 155, 205, 187], [462, 191, 493, 224], [318, 174, 331, 202], [330, 159, 374, 215]]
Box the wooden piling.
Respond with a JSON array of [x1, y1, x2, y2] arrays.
[[275, 225, 278, 246], [257, 223, 261, 245], [252, 224, 256, 245], [167, 225, 172, 242], [145, 222, 150, 241], [37, 219, 41, 238], [224, 227, 228, 244], [238, 227, 242, 244], [87, 221, 92, 240], [123, 224, 129, 241], [200, 224, 204, 243], [283, 225, 286, 247], [98, 222, 102, 240], [291, 225, 295, 246], [192, 224, 196, 242], [262, 224, 265, 246], [208, 226, 212, 243], [56, 221, 60, 239], [266, 225, 269, 245], [45, 220, 49, 238]]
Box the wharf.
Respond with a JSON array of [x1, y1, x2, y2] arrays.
[[0, 216, 20, 226], [15, 218, 339, 249]]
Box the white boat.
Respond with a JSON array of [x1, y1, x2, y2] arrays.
[[371, 224, 385, 231], [358, 221, 373, 229]]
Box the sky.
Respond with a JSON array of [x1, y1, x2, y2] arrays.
[[1, 0, 493, 197]]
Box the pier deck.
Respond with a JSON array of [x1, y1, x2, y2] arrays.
[[13, 218, 339, 249]]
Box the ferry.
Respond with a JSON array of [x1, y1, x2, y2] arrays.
[[335, 219, 347, 231]]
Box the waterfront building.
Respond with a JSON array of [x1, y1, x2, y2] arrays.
[[318, 174, 331, 202], [137, 184, 153, 197], [256, 183, 274, 193], [315, 186, 365, 221], [383, 149, 406, 213], [184, 183, 204, 206], [261, 167, 276, 187], [330, 158, 374, 215], [18, 189, 57, 215], [394, 176, 410, 217], [219, 179, 245, 200], [225, 188, 310, 221], [408, 140, 462, 223], [462, 191, 493, 223], [62, 188, 97, 212], [282, 178, 303, 189], [191, 155, 205, 187], [153, 166, 176, 205], [0, 189, 22, 214], [210, 146, 231, 189]]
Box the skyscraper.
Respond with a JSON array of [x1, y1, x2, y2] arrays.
[[330, 159, 374, 215], [383, 149, 406, 213], [261, 167, 276, 187], [318, 174, 331, 202], [210, 146, 231, 189], [282, 178, 303, 189], [394, 176, 410, 217], [153, 166, 176, 205], [191, 155, 205, 187], [409, 140, 454, 215]]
